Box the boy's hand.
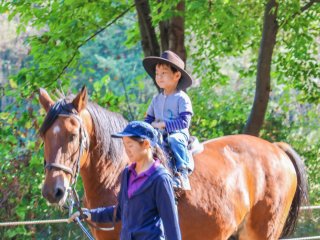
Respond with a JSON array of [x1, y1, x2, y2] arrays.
[[152, 121, 165, 129]]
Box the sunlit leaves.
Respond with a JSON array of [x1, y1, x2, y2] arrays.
[[0, 0, 134, 97], [186, 0, 264, 87], [274, 0, 320, 103]]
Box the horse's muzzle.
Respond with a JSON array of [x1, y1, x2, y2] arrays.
[[42, 183, 66, 204]]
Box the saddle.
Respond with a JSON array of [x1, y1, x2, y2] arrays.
[[185, 136, 204, 174], [161, 133, 204, 175], [188, 136, 204, 155]]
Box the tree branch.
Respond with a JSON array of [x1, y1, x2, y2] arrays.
[[43, 3, 136, 89], [301, 0, 320, 13], [280, 0, 320, 27]]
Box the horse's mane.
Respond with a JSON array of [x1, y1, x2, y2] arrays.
[[86, 101, 128, 165]]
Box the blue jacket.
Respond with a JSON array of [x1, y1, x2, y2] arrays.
[[89, 165, 181, 240]]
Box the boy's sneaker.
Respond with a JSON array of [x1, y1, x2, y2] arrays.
[[172, 169, 191, 191]]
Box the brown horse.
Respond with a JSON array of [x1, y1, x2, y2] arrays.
[[39, 86, 308, 240]]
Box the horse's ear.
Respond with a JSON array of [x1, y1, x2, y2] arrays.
[[39, 88, 54, 113], [72, 86, 88, 112]]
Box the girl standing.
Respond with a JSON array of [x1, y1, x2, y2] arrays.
[[69, 121, 181, 240]]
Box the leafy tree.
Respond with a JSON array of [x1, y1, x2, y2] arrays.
[[0, 0, 135, 93], [182, 0, 320, 135]]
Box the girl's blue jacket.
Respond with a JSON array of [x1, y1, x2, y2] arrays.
[[89, 165, 181, 240]]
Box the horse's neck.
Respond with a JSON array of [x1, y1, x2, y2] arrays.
[[81, 148, 128, 208], [78, 108, 129, 208]]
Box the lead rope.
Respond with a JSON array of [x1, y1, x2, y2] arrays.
[[62, 116, 96, 240], [74, 217, 95, 240], [70, 134, 96, 240], [0, 219, 69, 227]]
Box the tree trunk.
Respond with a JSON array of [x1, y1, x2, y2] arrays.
[[243, 0, 279, 136], [159, 19, 169, 52], [159, 1, 186, 62], [135, 0, 161, 90], [135, 0, 160, 57], [168, 1, 186, 62]]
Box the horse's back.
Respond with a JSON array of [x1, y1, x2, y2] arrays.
[[195, 134, 297, 204], [179, 134, 298, 240]]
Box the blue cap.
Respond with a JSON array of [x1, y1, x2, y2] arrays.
[[111, 121, 158, 147]]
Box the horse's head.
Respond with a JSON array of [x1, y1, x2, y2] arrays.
[[39, 86, 92, 206]]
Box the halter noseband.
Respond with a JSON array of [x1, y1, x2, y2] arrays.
[[40, 100, 89, 185]]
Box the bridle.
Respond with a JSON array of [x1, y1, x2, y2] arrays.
[[44, 114, 89, 185], [41, 100, 89, 187], [40, 99, 116, 233]]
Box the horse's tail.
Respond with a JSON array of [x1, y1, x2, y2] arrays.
[[274, 142, 309, 237]]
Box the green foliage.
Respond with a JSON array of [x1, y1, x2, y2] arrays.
[[150, 0, 181, 25], [291, 209, 320, 238], [70, 16, 157, 121], [275, 1, 320, 103], [186, 0, 263, 86], [189, 77, 253, 140], [0, 0, 135, 96]]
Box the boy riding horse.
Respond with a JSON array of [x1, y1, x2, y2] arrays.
[[143, 50, 193, 190]]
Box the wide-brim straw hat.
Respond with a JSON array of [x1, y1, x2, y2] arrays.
[[143, 50, 193, 90]]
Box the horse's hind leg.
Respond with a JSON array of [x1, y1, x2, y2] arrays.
[[237, 198, 289, 240]]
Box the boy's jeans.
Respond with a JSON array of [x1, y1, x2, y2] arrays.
[[167, 129, 189, 171]]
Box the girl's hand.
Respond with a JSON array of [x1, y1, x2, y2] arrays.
[[68, 208, 91, 223]]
